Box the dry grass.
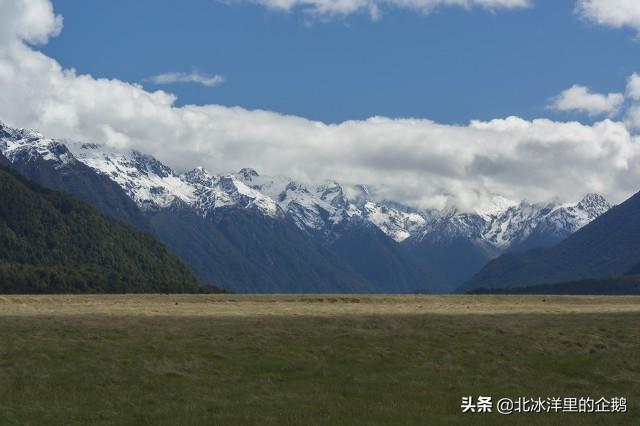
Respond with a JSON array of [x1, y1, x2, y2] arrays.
[[1, 294, 640, 317]]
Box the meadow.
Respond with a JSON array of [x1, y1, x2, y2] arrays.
[[1, 295, 639, 425]]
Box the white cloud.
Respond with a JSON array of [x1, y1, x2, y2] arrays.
[[626, 73, 640, 100], [576, 0, 640, 32], [551, 76, 640, 130], [548, 85, 624, 117], [0, 0, 62, 45], [625, 104, 640, 130], [144, 71, 225, 88], [1, 0, 640, 212], [229, 0, 531, 19]]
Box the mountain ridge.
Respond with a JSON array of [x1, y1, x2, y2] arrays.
[[463, 190, 640, 291], [0, 122, 615, 293], [0, 157, 211, 293], [59, 132, 610, 251]]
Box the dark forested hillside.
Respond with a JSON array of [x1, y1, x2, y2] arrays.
[[8, 143, 149, 229], [148, 205, 370, 293], [0, 162, 211, 294], [403, 236, 497, 293], [468, 276, 640, 295], [330, 220, 434, 293], [627, 262, 640, 276], [464, 190, 640, 292]]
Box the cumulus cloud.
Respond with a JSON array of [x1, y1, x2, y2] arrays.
[[1, 0, 640, 212], [576, 0, 640, 32], [144, 71, 225, 88], [227, 0, 531, 19], [626, 73, 640, 100], [625, 105, 640, 130], [624, 74, 640, 129], [0, 0, 62, 45], [548, 85, 624, 117], [549, 75, 640, 131]]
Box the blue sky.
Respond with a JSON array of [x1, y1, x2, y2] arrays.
[[43, 0, 640, 124]]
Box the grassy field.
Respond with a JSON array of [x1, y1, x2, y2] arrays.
[[1, 295, 639, 425]]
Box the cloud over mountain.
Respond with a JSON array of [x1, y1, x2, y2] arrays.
[[1, 0, 640, 212]]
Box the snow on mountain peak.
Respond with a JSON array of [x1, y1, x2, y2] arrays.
[[0, 122, 43, 141], [577, 193, 611, 218], [238, 168, 259, 181], [203, 175, 279, 216], [0, 124, 76, 169], [474, 195, 519, 220], [362, 201, 427, 242], [317, 181, 349, 209], [0, 122, 613, 247], [182, 166, 214, 187], [67, 142, 196, 210]]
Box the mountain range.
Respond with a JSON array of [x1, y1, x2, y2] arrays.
[[464, 188, 640, 292], [0, 151, 209, 294], [0, 121, 613, 293]]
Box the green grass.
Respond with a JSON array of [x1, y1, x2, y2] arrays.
[[0, 295, 639, 425]]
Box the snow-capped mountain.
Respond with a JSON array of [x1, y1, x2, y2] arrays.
[[0, 122, 611, 252], [479, 195, 611, 249], [360, 201, 428, 242], [0, 125, 77, 170], [410, 194, 610, 252], [67, 143, 280, 217], [233, 170, 358, 233]]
